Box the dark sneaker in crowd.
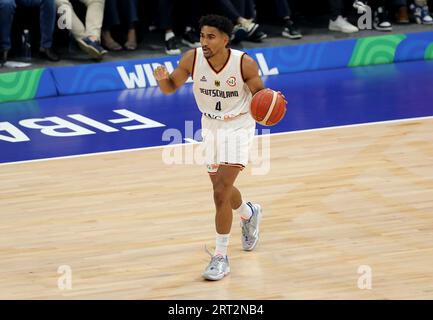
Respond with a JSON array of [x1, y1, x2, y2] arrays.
[[165, 36, 181, 55], [282, 19, 302, 39]]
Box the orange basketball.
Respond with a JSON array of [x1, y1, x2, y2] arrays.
[[250, 89, 286, 126]]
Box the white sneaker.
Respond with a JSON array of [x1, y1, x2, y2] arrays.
[[329, 15, 359, 33], [241, 202, 262, 251], [202, 254, 230, 281]]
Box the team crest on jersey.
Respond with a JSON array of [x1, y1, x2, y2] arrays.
[[226, 76, 237, 87], [214, 80, 220, 87], [200, 75, 207, 82]]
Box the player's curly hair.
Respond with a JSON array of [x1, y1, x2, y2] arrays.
[[199, 15, 234, 37]]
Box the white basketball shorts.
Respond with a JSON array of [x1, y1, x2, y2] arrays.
[[201, 113, 256, 175]]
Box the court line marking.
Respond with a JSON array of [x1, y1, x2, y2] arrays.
[[1, 115, 433, 167]]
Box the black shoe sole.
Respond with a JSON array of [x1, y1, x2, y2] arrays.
[[77, 40, 105, 59], [282, 32, 303, 39]]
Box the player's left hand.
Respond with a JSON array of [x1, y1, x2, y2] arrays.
[[153, 65, 170, 81]]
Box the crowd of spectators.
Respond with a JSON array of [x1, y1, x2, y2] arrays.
[[1, 0, 433, 66]]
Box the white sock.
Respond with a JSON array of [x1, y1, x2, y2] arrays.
[[165, 31, 175, 41], [214, 233, 230, 257], [235, 201, 253, 221]]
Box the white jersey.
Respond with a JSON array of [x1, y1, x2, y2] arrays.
[[192, 48, 252, 121]]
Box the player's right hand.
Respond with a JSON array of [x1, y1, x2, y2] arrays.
[[153, 65, 170, 81], [277, 91, 288, 104]]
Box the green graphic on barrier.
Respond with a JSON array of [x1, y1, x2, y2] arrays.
[[0, 68, 44, 103], [349, 34, 406, 67], [425, 43, 433, 60]]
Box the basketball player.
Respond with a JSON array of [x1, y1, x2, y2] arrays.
[[154, 14, 282, 281]]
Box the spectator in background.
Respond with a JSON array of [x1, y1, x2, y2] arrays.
[[101, 0, 138, 51], [274, 0, 302, 39], [155, 0, 201, 55], [55, 0, 107, 60], [0, 0, 59, 65], [216, 0, 267, 43], [178, 0, 202, 49], [393, 0, 410, 23], [157, 0, 180, 55], [409, 0, 433, 24], [328, 0, 359, 33]]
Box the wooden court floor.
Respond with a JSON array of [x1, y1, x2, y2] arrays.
[[1, 117, 432, 299]]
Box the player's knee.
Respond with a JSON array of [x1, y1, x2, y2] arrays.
[[213, 184, 231, 207]]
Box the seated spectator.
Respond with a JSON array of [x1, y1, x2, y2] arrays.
[[0, 0, 59, 65], [274, 0, 302, 39], [155, 0, 179, 55], [101, 0, 138, 51], [55, 0, 107, 60], [178, 0, 202, 49], [328, 0, 359, 33], [216, 0, 267, 43], [393, 0, 410, 23], [151, 0, 201, 55], [409, 0, 433, 24]]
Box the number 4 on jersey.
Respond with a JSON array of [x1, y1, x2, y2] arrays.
[[215, 101, 222, 111]]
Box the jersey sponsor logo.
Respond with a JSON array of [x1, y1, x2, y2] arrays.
[[199, 88, 239, 98], [203, 113, 242, 121], [203, 113, 223, 120], [226, 76, 236, 87], [200, 75, 207, 82]]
